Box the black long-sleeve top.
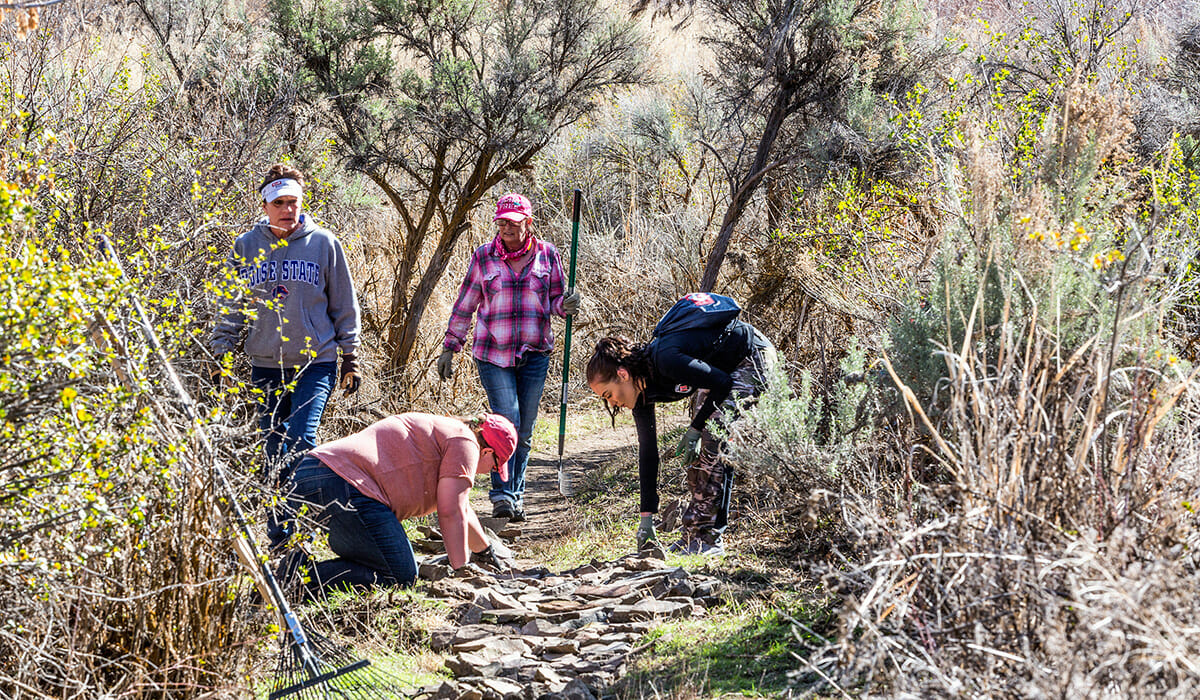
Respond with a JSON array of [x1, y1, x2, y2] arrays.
[[631, 320, 759, 513]]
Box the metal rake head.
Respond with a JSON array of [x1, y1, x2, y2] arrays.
[[268, 627, 411, 700]]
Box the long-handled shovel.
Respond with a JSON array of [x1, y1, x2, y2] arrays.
[[96, 234, 406, 699], [557, 189, 582, 496]]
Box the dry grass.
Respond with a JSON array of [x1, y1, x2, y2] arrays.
[[0, 353, 262, 698], [787, 253, 1200, 697]]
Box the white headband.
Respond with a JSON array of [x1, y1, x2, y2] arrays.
[[261, 178, 303, 203]]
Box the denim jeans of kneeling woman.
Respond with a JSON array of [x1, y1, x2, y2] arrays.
[[275, 455, 417, 592]]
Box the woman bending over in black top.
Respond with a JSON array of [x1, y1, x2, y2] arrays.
[[585, 306, 776, 555]]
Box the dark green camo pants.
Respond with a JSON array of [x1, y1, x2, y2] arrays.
[[680, 330, 777, 545]]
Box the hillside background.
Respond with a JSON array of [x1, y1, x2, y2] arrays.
[[2, 0, 1199, 696]]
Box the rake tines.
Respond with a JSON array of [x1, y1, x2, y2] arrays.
[[268, 626, 411, 699]]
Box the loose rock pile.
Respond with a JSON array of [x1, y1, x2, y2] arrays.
[[410, 523, 723, 700]]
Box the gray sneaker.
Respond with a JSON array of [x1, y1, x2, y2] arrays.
[[667, 536, 725, 556]]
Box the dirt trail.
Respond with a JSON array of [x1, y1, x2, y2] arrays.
[[512, 424, 638, 537], [470, 415, 686, 551]]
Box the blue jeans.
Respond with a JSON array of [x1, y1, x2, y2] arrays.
[[475, 351, 550, 508], [251, 361, 338, 479], [276, 455, 417, 592], [251, 361, 337, 546]]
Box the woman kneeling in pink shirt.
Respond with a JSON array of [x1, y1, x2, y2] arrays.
[[274, 412, 517, 595]]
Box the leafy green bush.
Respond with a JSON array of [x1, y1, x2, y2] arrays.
[[724, 339, 884, 538], [0, 101, 257, 697]]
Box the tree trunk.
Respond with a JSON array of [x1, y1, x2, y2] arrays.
[[380, 147, 534, 372], [386, 216, 473, 372], [384, 221, 415, 355], [699, 86, 795, 292]]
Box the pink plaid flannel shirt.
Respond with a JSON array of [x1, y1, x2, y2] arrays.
[[444, 238, 567, 367]]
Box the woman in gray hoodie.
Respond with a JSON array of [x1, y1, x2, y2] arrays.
[[210, 163, 362, 546]]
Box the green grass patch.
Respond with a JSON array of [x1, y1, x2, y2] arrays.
[[531, 404, 630, 447], [248, 583, 455, 696], [347, 649, 449, 689], [617, 599, 836, 699], [525, 512, 639, 568]]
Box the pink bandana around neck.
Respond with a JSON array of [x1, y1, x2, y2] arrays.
[[492, 232, 533, 261]]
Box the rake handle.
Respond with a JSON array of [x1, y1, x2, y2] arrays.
[[96, 233, 323, 679]]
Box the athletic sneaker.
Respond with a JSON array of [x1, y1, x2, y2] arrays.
[[668, 536, 725, 556]]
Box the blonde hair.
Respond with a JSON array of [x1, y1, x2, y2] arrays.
[[461, 413, 494, 450]]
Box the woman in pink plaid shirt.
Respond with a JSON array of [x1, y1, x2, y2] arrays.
[[437, 193, 581, 522]]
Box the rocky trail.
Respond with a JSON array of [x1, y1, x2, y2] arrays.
[[406, 421, 716, 700]]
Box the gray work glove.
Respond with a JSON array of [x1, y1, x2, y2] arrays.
[[436, 349, 455, 381], [470, 544, 517, 573], [562, 289, 581, 315], [636, 514, 658, 550], [675, 427, 702, 464]]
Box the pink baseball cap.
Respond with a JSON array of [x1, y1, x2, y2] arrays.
[[493, 193, 532, 222], [479, 413, 517, 481]]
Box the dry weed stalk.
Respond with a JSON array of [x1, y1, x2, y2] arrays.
[[0, 298, 261, 697], [795, 252, 1200, 698]]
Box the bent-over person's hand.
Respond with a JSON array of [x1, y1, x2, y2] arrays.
[[451, 562, 488, 579], [471, 544, 517, 573], [636, 515, 658, 550], [675, 427, 702, 465]]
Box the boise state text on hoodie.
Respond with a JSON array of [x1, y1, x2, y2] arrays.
[[210, 214, 361, 368]]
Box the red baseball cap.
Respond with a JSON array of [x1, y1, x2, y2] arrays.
[[493, 193, 532, 222], [479, 413, 517, 480]]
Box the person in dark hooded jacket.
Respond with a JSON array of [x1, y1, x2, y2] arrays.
[[585, 293, 777, 555]]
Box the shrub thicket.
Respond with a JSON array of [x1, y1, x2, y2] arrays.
[[721, 3, 1200, 696], [0, 101, 261, 695]]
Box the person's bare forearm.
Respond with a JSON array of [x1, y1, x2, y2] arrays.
[[464, 508, 489, 553], [438, 507, 470, 568]]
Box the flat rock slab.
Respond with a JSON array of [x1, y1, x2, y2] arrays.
[[534, 636, 579, 654], [520, 618, 571, 637], [451, 634, 530, 656], [418, 551, 721, 699], [609, 598, 693, 622], [480, 607, 541, 624], [573, 582, 634, 598]]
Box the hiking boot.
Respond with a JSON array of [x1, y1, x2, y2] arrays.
[[667, 535, 725, 556], [491, 501, 515, 520], [509, 504, 527, 523]]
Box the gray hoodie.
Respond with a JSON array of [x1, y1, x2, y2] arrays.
[[210, 214, 360, 368]]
